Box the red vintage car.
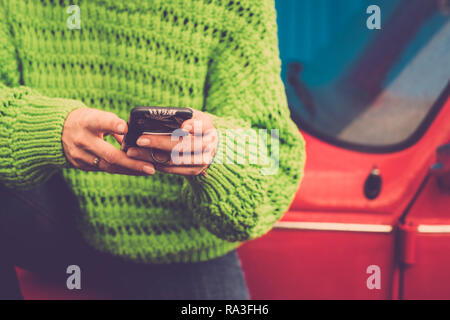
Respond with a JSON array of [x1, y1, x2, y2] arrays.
[[16, 0, 450, 299], [240, 94, 450, 300]]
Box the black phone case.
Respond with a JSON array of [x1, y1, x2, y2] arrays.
[[121, 106, 193, 152]]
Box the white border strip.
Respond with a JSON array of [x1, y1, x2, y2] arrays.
[[274, 221, 393, 233], [418, 225, 450, 233]]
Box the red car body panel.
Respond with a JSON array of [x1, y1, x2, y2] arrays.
[[400, 176, 450, 299]]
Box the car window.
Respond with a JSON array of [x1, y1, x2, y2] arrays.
[[278, 0, 450, 150]]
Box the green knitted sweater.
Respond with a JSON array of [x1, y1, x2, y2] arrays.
[[0, 0, 305, 263]]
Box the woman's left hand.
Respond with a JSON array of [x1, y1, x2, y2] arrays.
[[125, 110, 218, 176]]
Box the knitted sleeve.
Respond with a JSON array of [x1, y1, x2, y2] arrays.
[[183, 0, 306, 242], [0, 5, 84, 189]]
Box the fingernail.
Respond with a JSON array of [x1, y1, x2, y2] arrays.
[[117, 123, 125, 133], [127, 149, 138, 157], [137, 138, 150, 146], [143, 166, 155, 175]]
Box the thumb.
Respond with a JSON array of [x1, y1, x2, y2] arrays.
[[87, 109, 128, 135], [112, 133, 124, 145]]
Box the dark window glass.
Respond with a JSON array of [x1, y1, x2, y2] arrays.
[[277, 0, 450, 150]]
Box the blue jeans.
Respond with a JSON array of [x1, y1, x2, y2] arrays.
[[0, 173, 249, 300]]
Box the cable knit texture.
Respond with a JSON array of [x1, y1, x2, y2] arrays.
[[0, 0, 305, 263]]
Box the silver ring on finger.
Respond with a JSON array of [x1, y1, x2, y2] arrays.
[[93, 156, 101, 168], [150, 148, 170, 165]]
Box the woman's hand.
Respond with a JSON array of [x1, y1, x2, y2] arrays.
[[62, 107, 155, 176], [125, 110, 218, 176]]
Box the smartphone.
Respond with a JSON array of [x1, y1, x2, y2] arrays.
[[121, 106, 193, 152]]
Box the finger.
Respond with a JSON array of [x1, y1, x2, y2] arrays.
[[155, 164, 207, 176], [72, 161, 99, 172], [127, 147, 215, 166], [181, 117, 215, 135], [84, 138, 155, 175], [85, 109, 128, 135], [97, 161, 149, 176], [73, 151, 147, 176], [112, 133, 124, 145], [71, 159, 100, 172], [69, 148, 101, 171], [70, 148, 128, 174], [137, 132, 216, 153]]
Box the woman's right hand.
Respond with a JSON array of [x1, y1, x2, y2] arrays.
[[62, 107, 155, 176]]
